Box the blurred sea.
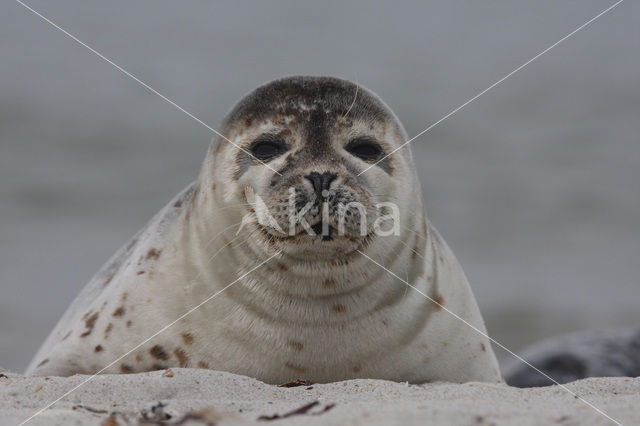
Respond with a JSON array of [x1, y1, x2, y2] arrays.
[[1, 0, 638, 372]]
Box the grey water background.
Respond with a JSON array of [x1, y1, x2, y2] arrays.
[[1, 0, 638, 373]]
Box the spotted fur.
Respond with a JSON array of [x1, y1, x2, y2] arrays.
[[26, 76, 500, 384]]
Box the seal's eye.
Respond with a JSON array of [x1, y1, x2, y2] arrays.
[[249, 139, 288, 161], [345, 139, 383, 161]]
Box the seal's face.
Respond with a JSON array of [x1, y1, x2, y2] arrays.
[[213, 77, 411, 258]]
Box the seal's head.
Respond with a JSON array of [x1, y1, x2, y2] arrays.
[[210, 76, 416, 258]]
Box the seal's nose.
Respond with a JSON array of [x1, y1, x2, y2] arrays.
[[305, 171, 337, 199]]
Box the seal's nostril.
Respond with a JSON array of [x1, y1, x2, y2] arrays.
[[305, 172, 322, 195], [305, 171, 337, 199]]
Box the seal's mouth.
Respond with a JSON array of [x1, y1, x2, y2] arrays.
[[240, 183, 378, 257], [252, 219, 375, 259], [246, 204, 364, 243], [257, 220, 353, 243], [310, 221, 334, 241]]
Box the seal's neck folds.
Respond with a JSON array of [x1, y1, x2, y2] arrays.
[[181, 176, 431, 305]]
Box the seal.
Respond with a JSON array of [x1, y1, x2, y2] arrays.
[[505, 328, 640, 387], [26, 76, 501, 384]]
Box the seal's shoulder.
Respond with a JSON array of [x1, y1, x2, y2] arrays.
[[25, 183, 196, 374]]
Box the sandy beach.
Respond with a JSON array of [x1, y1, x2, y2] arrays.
[[1, 368, 637, 425]]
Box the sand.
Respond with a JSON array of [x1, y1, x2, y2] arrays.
[[0, 368, 637, 425]]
